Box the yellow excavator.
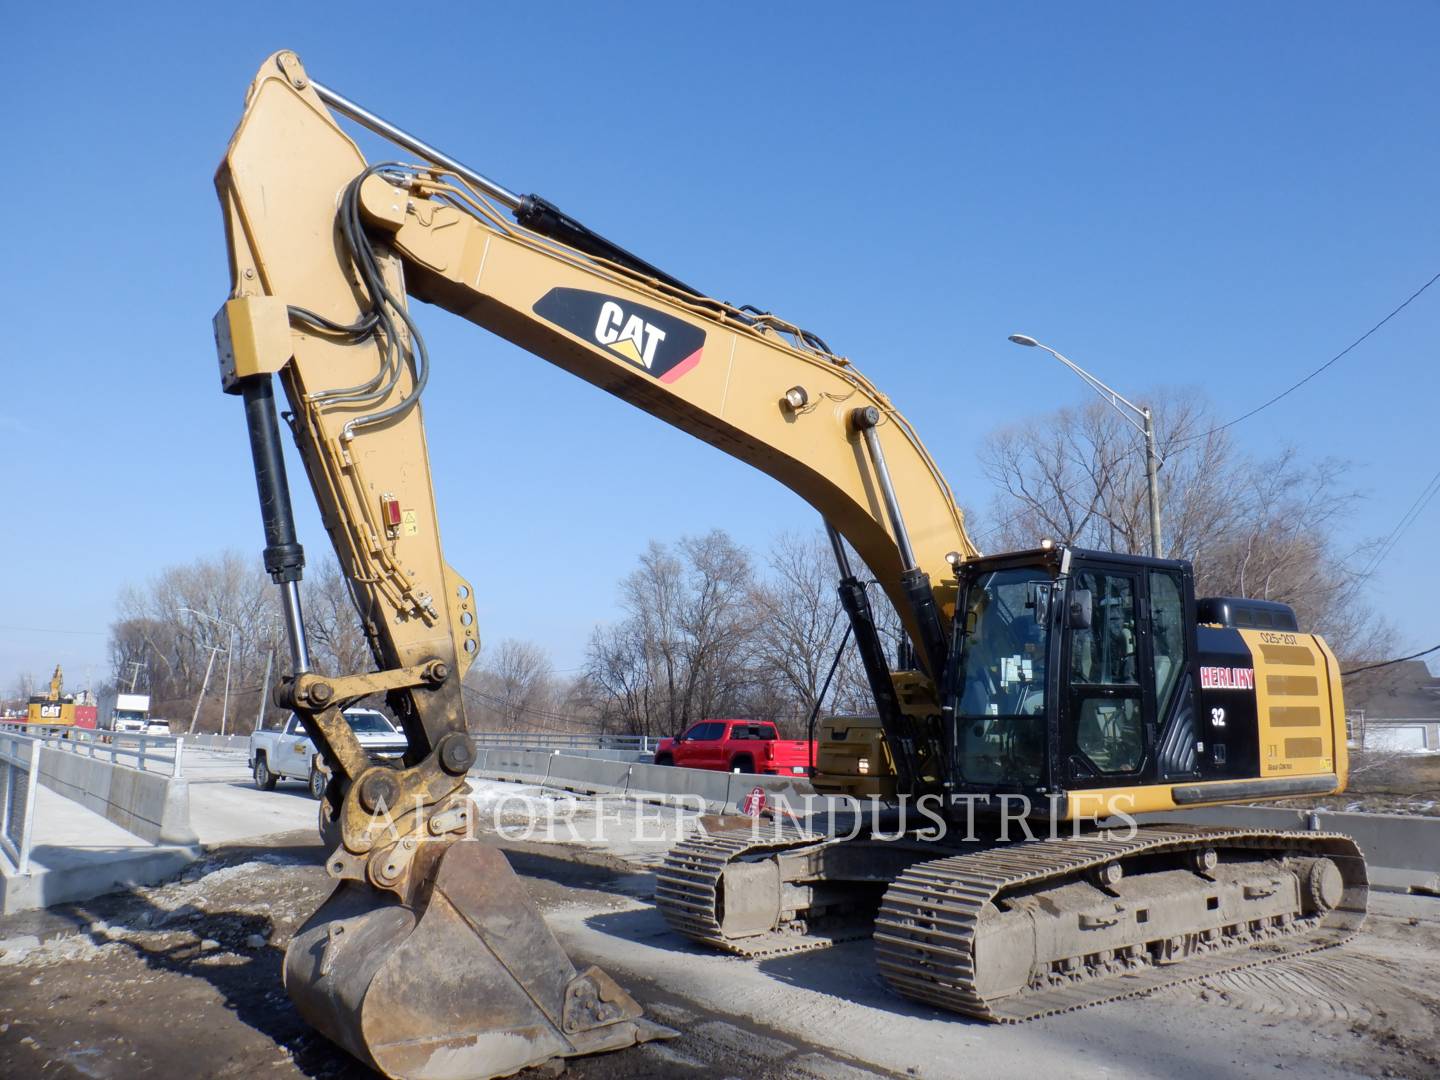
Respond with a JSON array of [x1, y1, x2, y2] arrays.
[[26, 665, 76, 726], [213, 50, 1366, 1079]]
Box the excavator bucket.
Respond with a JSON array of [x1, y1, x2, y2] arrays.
[[285, 840, 669, 1079]]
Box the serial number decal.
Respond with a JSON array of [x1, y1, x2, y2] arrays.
[[1258, 631, 1298, 645], [1200, 666, 1255, 690]]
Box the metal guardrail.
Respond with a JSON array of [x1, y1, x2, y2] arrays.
[[0, 722, 184, 778], [0, 730, 42, 874], [468, 731, 660, 753]]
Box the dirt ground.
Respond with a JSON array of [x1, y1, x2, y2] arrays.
[[0, 835, 883, 1080], [2, 829, 1438, 1079], [1275, 751, 1440, 816]]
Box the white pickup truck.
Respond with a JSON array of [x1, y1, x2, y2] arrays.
[[248, 708, 408, 798]]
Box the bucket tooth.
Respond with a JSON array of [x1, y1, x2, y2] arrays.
[[285, 840, 668, 1079]]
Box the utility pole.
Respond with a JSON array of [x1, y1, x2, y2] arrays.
[[189, 644, 221, 734], [181, 608, 239, 736], [255, 647, 274, 733], [220, 623, 235, 737]]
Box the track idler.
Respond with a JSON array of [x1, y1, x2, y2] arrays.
[[285, 839, 667, 1079]]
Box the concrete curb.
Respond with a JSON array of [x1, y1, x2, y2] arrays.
[[1, 846, 198, 916]]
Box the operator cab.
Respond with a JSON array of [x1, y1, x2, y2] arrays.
[[946, 545, 1207, 816]]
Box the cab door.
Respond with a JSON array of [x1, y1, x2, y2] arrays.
[[1062, 566, 1150, 785]]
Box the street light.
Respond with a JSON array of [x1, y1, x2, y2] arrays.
[[1007, 334, 1164, 557], [181, 607, 238, 736]]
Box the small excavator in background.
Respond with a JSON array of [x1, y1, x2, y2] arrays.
[[213, 50, 1366, 1080], [25, 665, 96, 730]]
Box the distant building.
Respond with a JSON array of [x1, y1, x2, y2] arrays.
[[1343, 660, 1440, 751]]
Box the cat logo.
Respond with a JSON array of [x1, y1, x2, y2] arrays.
[[533, 287, 705, 383], [594, 300, 666, 370]]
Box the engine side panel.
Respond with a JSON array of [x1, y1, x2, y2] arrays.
[[1238, 628, 1341, 783]]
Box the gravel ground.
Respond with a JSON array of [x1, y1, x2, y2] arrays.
[[1, 803, 1438, 1079]]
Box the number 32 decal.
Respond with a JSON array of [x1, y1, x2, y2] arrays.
[[1210, 707, 1226, 728]]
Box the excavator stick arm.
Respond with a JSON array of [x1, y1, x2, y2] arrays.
[[215, 52, 679, 1079]]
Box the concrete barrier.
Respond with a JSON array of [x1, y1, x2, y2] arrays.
[[545, 755, 633, 795], [466, 748, 1440, 890], [624, 763, 733, 810], [189, 733, 249, 753], [555, 748, 652, 764], [728, 772, 817, 815], [1137, 804, 1440, 892], [484, 748, 553, 786], [37, 751, 198, 846]]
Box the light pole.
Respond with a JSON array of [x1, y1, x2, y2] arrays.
[[1008, 334, 1164, 557], [182, 608, 238, 736]]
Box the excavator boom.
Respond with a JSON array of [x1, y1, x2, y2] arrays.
[[215, 50, 974, 1079]]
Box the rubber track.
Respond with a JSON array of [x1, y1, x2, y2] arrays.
[[872, 824, 1368, 1022], [655, 823, 856, 958]]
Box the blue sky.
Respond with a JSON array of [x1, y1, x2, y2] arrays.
[[4, 1, 1437, 690]]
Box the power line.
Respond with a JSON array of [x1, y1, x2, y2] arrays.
[[1349, 466, 1440, 586], [1342, 644, 1440, 678], [0, 624, 106, 636], [460, 683, 587, 731], [1178, 268, 1440, 445], [973, 270, 1440, 550]]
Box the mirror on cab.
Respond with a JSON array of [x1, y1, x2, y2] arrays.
[[1068, 587, 1093, 630], [1025, 581, 1053, 623]]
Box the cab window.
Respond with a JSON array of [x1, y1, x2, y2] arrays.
[[1069, 569, 1144, 774], [1149, 569, 1187, 721], [954, 567, 1054, 786]]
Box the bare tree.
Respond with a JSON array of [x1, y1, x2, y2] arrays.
[[979, 391, 1237, 558], [748, 531, 879, 733], [303, 559, 374, 678], [978, 389, 1392, 659], [3, 672, 36, 715], [584, 530, 760, 736], [108, 551, 279, 731], [462, 639, 556, 731]]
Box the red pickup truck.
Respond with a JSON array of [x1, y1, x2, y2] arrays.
[[653, 719, 812, 776]]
